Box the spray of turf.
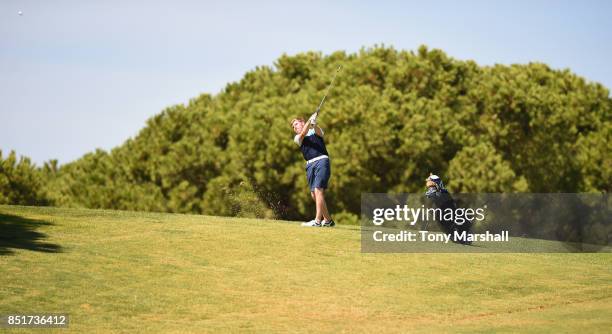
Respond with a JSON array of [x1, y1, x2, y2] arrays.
[[220, 180, 286, 219]]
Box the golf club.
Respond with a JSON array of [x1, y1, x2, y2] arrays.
[[312, 65, 342, 120]]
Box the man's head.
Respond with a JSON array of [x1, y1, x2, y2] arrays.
[[291, 117, 305, 134]]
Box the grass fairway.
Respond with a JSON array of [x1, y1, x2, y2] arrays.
[[1, 205, 611, 333]]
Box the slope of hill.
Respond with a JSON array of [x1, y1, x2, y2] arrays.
[[1, 205, 610, 333]]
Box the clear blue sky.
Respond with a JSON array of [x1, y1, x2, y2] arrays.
[[2, 0, 611, 165]]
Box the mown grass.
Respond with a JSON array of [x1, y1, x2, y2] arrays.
[[1, 205, 610, 333]]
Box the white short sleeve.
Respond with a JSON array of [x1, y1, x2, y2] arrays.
[[294, 129, 319, 146]]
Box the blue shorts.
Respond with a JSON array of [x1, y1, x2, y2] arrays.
[[306, 158, 331, 192]]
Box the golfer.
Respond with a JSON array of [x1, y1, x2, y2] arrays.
[[291, 114, 335, 227]]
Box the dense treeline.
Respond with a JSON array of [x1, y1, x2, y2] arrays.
[[4, 46, 611, 220], [0, 150, 51, 206]]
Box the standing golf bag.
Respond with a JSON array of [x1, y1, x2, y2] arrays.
[[425, 176, 473, 244]]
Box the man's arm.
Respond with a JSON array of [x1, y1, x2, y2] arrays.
[[309, 112, 324, 137], [314, 125, 324, 137]]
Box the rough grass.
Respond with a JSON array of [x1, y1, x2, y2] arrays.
[[1, 205, 610, 333]]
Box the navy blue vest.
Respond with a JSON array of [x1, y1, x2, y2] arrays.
[[300, 133, 329, 161]]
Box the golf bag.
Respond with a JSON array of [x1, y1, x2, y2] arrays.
[[425, 182, 473, 244]]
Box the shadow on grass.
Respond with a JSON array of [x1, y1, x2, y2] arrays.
[[0, 213, 62, 256]]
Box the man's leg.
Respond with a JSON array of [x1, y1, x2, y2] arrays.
[[311, 191, 322, 222], [314, 188, 332, 222], [301, 190, 321, 227], [304, 162, 321, 225]]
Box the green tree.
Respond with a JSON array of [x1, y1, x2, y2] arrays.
[[38, 46, 610, 220], [0, 150, 47, 205]]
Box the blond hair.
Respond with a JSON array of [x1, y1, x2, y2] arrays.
[[290, 117, 305, 128]]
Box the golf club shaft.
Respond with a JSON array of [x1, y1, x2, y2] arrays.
[[315, 65, 342, 114]]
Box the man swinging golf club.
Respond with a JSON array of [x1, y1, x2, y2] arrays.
[[291, 66, 342, 227], [291, 113, 335, 227], [292, 65, 341, 227]]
